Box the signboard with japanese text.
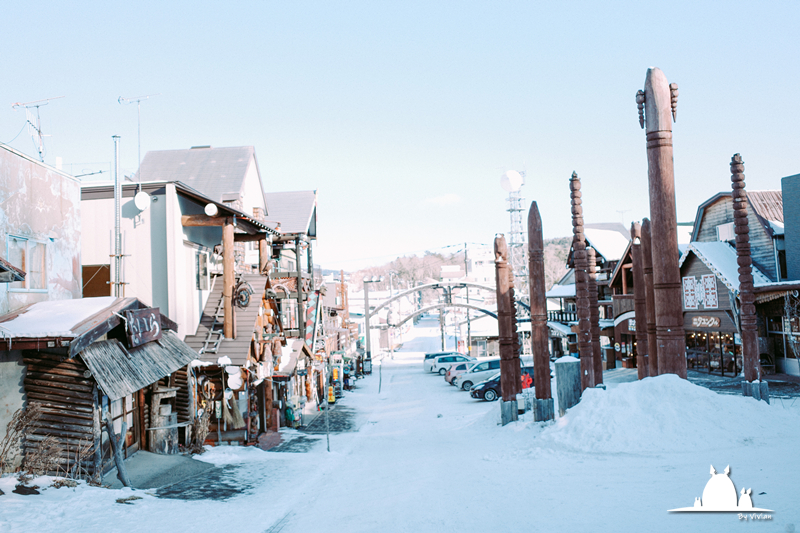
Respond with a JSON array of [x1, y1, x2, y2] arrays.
[[691, 315, 720, 328], [124, 308, 162, 348]]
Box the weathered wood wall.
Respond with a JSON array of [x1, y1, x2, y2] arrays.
[[680, 255, 732, 311], [22, 352, 98, 476], [695, 197, 777, 281]]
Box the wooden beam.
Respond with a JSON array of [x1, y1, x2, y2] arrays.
[[223, 220, 235, 339], [234, 233, 271, 243], [181, 215, 228, 227], [259, 239, 269, 274]]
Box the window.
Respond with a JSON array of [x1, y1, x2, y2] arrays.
[[474, 362, 489, 372], [196, 252, 209, 290], [489, 360, 500, 370], [8, 236, 46, 291]]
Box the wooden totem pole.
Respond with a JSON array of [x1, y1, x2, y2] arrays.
[[641, 218, 659, 376], [630, 222, 650, 379], [731, 154, 769, 402], [494, 235, 521, 424], [587, 247, 604, 384], [636, 67, 687, 378], [570, 172, 595, 390], [527, 201, 555, 421]]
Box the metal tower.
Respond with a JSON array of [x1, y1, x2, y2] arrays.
[[502, 170, 529, 306]]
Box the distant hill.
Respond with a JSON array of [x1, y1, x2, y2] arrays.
[[345, 237, 573, 297]]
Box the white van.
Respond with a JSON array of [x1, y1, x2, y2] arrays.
[[454, 358, 501, 391]]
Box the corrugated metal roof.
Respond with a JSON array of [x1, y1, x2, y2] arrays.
[[136, 146, 256, 205], [747, 190, 783, 222], [80, 330, 196, 401], [0, 257, 25, 282], [264, 190, 317, 235]]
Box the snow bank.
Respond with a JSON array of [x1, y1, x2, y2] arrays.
[[192, 444, 270, 465], [538, 374, 799, 454]]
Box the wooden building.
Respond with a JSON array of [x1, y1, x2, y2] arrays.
[[0, 297, 195, 478]]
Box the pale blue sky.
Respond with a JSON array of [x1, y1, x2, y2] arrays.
[[2, 1, 799, 270]]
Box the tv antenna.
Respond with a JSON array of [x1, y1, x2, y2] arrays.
[[118, 93, 160, 174], [616, 209, 631, 225], [11, 96, 64, 162]]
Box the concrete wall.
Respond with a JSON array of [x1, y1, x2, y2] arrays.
[[0, 144, 81, 314], [782, 174, 800, 280], [0, 350, 25, 470]]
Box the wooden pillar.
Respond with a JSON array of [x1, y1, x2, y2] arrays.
[[570, 172, 594, 390], [223, 218, 235, 339], [528, 202, 552, 400], [494, 235, 521, 403], [528, 202, 554, 421], [731, 154, 760, 383], [587, 247, 603, 384], [641, 219, 659, 376], [92, 385, 102, 480], [630, 222, 650, 379], [259, 238, 269, 274], [638, 67, 687, 378], [296, 237, 305, 339]]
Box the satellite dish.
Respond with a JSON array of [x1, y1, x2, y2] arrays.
[[500, 170, 523, 192], [204, 203, 219, 217], [134, 191, 151, 211]]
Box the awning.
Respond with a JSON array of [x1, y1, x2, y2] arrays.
[[547, 321, 573, 338], [80, 330, 197, 401]]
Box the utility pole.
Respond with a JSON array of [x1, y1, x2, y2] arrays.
[[465, 242, 471, 354], [113, 135, 122, 297]]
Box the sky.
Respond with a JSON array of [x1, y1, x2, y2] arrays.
[[2, 1, 799, 271]]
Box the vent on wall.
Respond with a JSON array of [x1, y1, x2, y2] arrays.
[[716, 222, 735, 242]]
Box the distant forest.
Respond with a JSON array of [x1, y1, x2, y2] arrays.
[[348, 237, 572, 301]]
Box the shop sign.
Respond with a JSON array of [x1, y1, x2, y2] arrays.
[[628, 319, 636, 332], [297, 369, 307, 376], [692, 315, 720, 328], [124, 308, 162, 348], [614, 342, 621, 352]]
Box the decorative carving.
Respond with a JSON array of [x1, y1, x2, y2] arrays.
[[731, 153, 759, 382], [570, 172, 594, 390], [670, 83, 679, 122], [636, 90, 646, 129]]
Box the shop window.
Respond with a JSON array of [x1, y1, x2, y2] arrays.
[[8, 236, 47, 291]]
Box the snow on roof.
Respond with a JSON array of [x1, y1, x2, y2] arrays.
[[546, 283, 575, 298], [548, 321, 573, 337], [769, 220, 784, 235], [678, 242, 771, 295], [584, 228, 630, 262], [0, 297, 118, 338]]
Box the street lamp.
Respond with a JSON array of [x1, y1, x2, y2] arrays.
[[363, 276, 383, 373]]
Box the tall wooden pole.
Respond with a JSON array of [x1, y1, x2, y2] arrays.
[[641, 219, 658, 376], [494, 235, 521, 404], [259, 238, 269, 274], [731, 154, 759, 382], [637, 67, 687, 378], [528, 203, 551, 395], [630, 222, 650, 379], [223, 218, 235, 339], [587, 247, 603, 384], [570, 172, 594, 390]]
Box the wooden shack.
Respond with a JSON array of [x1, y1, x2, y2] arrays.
[[0, 297, 197, 478]]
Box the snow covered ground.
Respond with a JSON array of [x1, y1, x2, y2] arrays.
[[2, 317, 800, 532]]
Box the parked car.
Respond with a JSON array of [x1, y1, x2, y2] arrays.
[[445, 361, 474, 385], [470, 366, 536, 401], [470, 372, 502, 401], [430, 354, 475, 375], [454, 358, 501, 390], [423, 351, 459, 372]]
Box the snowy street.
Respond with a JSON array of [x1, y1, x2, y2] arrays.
[[2, 317, 800, 532]]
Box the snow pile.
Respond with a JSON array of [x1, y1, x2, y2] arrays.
[[538, 374, 798, 454], [0, 296, 117, 337], [192, 444, 271, 465]]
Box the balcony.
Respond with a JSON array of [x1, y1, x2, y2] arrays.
[[548, 310, 577, 323]]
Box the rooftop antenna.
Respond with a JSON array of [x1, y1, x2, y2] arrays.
[[11, 96, 65, 162], [118, 93, 160, 176], [616, 209, 631, 225]]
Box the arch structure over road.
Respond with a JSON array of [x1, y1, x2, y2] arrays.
[[367, 281, 496, 320], [388, 303, 498, 329]]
